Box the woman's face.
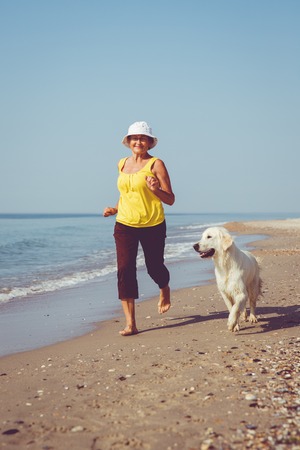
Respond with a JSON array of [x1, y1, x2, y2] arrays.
[[128, 135, 151, 154]]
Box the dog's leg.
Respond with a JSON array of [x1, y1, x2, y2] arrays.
[[248, 294, 258, 323], [220, 292, 234, 313], [248, 277, 260, 323], [241, 308, 248, 322], [227, 293, 247, 332]]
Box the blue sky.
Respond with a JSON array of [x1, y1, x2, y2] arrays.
[[1, 0, 299, 214]]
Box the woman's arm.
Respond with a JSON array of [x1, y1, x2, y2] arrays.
[[146, 159, 175, 206]]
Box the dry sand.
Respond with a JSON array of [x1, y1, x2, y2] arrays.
[[1, 219, 300, 450]]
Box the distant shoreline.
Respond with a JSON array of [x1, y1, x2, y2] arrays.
[[1, 211, 299, 218]]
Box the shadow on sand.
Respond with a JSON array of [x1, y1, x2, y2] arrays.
[[139, 304, 300, 335]]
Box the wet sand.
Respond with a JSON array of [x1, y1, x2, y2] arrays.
[[1, 219, 300, 449]]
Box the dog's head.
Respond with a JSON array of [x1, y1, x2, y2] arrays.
[[193, 226, 233, 259]]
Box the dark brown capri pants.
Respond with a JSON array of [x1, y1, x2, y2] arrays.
[[113, 220, 170, 300]]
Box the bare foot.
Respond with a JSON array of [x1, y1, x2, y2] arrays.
[[158, 285, 171, 314], [119, 326, 138, 336]]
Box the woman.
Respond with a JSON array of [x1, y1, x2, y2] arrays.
[[103, 121, 175, 336]]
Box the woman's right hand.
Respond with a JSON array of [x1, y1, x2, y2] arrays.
[[103, 207, 117, 217]]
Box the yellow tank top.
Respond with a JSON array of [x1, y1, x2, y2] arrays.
[[116, 157, 165, 228]]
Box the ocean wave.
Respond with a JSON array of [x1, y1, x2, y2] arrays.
[[178, 221, 226, 231], [0, 264, 117, 304], [165, 242, 194, 260], [0, 238, 49, 254], [0, 215, 261, 305], [0, 241, 194, 303]]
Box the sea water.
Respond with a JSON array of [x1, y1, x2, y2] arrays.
[[1, 211, 296, 305], [0, 212, 298, 355]]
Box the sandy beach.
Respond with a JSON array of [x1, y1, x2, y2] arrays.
[[1, 219, 299, 450]]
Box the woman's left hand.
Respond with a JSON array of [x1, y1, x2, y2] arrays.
[[145, 176, 160, 192]]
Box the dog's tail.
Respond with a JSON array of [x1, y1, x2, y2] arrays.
[[255, 255, 263, 267], [258, 276, 263, 298], [255, 256, 263, 297]]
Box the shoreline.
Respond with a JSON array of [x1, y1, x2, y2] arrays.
[[1, 219, 300, 449], [0, 260, 216, 358], [0, 231, 265, 358]]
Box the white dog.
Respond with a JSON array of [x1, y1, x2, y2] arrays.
[[193, 226, 262, 331]]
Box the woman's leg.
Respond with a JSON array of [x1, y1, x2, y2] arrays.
[[140, 221, 171, 314], [114, 223, 139, 335], [158, 285, 171, 314], [119, 298, 138, 336]]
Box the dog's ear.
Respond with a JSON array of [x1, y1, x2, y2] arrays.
[[221, 231, 233, 251]]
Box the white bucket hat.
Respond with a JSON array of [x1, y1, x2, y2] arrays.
[[122, 121, 158, 149]]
